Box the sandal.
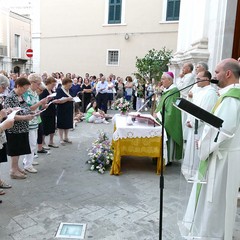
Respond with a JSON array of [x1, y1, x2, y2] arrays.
[[0, 189, 5, 195], [60, 140, 66, 146], [63, 139, 72, 144], [10, 172, 27, 180], [0, 180, 12, 189], [18, 169, 27, 175]]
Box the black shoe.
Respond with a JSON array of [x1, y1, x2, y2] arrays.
[[166, 162, 172, 167], [37, 149, 48, 154]]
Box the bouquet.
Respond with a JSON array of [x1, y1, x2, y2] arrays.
[[86, 131, 113, 174], [113, 97, 131, 114]]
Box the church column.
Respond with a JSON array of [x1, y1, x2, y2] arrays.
[[169, 0, 238, 77]]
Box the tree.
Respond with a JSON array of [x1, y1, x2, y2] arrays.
[[135, 47, 173, 82]]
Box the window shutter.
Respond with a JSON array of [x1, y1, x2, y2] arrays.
[[108, 0, 122, 24], [166, 0, 180, 21]]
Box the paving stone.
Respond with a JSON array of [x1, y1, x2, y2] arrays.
[[84, 208, 111, 221], [12, 214, 37, 229], [6, 219, 23, 233]]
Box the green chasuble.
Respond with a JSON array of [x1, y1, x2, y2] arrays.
[[155, 86, 183, 160]]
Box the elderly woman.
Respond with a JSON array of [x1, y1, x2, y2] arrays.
[[39, 76, 58, 148], [21, 74, 48, 173], [4, 77, 45, 179], [0, 75, 15, 197], [55, 77, 74, 145]]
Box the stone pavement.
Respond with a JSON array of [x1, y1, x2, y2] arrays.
[[0, 112, 240, 240]]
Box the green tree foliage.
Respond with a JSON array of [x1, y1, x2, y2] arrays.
[[135, 48, 173, 82]]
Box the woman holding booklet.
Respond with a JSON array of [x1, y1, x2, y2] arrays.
[[4, 76, 46, 179], [22, 74, 48, 174], [39, 76, 59, 148], [55, 77, 74, 145]]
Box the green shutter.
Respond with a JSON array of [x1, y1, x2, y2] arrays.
[[108, 0, 122, 24], [166, 0, 180, 21]]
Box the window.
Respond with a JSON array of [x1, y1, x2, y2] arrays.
[[108, 0, 122, 24], [107, 50, 119, 66], [14, 34, 21, 58], [166, 0, 180, 21]]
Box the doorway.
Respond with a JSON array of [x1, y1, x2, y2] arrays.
[[232, 0, 240, 59], [13, 66, 20, 76]]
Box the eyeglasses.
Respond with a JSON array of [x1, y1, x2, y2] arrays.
[[21, 85, 29, 91]]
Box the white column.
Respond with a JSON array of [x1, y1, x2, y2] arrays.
[[170, 0, 238, 76]]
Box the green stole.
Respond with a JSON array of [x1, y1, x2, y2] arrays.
[[155, 87, 183, 160]]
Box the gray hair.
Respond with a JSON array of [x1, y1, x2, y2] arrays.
[[197, 61, 209, 71], [28, 73, 42, 83], [0, 74, 10, 88]]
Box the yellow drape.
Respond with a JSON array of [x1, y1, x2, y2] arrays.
[[110, 136, 163, 175]]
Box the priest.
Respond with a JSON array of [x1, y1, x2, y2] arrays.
[[181, 70, 218, 180], [180, 58, 240, 239], [154, 71, 183, 164]]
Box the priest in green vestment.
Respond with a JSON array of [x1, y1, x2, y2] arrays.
[[154, 72, 183, 163]]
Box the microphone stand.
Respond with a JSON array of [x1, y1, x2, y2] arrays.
[[137, 92, 157, 112], [159, 79, 218, 240]]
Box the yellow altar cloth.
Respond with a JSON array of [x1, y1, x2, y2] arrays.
[[110, 114, 163, 175]]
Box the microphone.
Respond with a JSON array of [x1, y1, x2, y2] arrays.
[[196, 79, 219, 84], [210, 79, 219, 84]]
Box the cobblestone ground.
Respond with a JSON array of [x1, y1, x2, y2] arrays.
[[0, 112, 239, 240]]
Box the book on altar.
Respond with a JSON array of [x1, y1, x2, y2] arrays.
[[128, 112, 161, 126]]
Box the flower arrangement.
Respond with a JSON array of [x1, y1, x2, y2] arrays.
[[113, 97, 131, 114], [86, 131, 113, 174]]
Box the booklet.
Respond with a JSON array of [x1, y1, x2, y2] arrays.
[[73, 96, 81, 103], [7, 109, 22, 120], [47, 93, 56, 98]]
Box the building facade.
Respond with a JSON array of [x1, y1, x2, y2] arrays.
[[40, 0, 180, 77], [0, 6, 32, 75], [169, 0, 240, 76]]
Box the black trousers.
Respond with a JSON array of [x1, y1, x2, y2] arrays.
[[97, 93, 108, 113]]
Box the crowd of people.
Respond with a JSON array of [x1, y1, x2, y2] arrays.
[[0, 71, 155, 186], [0, 57, 240, 239]]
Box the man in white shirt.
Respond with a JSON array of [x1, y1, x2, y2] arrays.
[[96, 76, 108, 113]]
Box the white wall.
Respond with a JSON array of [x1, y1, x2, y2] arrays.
[[40, 0, 179, 77]]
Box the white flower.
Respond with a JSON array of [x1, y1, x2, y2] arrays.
[[90, 165, 95, 171]]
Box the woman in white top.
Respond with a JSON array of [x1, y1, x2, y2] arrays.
[[124, 76, 133, 101]]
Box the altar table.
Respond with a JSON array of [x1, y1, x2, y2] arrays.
[[110, 114, 164, 175]]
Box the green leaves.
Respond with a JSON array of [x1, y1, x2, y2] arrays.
[[135, 47, 173, 82]]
